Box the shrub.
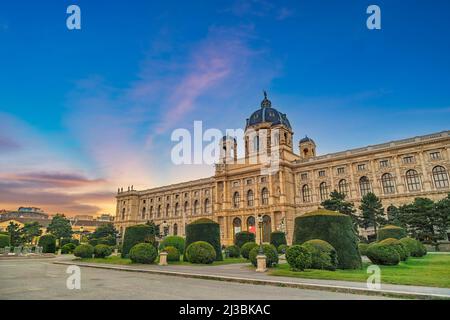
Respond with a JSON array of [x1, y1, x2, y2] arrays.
[[366, 242, 400, 265], [249, 244, 278, 268], [163, 246, 180, 262], [399, 237, 427, 257], [293, 209, 362, 269], [303, 239, 338, 271], [226, 245, 240, 258], [94, 244, 113, 258], [379, 238, 409, 261], [358, 243, 370, 256], [185, 241, 216, 264], [60, 238, 79, 247], [277, 244, 288, 254], [241, 242, 258, 259], [74, 244, 94, 258], [185, 218, 222, 261], [61, 243, 76, 254], [234, 231, 256, 248], [0, 234, 10, 248], [122, 224, 156, 258], [377, 225, 407, 241], [129, 243, 157, 264], [96, 235, 116, 246], [270, 231, 287, 248], [160, 236, 185, 254], [38, 234, 57, 253], [286, 245, 312, 271]]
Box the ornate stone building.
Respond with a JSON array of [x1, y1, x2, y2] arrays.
[[115, 94, 450, 245]]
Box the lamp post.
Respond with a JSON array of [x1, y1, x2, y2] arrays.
[[257, 214, 263, 254], [79, 226, 84, 242]]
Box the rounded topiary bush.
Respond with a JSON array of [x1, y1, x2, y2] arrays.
[[379, 238, 409, 261], [74, 244, 94, 258], [226, 245, 240, 258], [358, 243, 370, 256], [0, 234, 10, 248], [185, 218, 222, 261], [234, 231, 256, 248], [241, 242, 258, 259], [303, 239, 338, 271], [60, 238, 80, 247], [377, 225, 407, 241], [38, 234, 57, 253], [185, 241, 216, 264], [160, 236, 185, 254], [61, 243, 76, 254], [286, 245, 312, 271], [399, 237, 427, 257], [94, 244, 113, 258], [293, 209, 362, 269], [366, 242, 400, 265], [122, 224, 156, 258], [270, 231, 287, 249], [249, 244, 278, 268], [277, 244, 288, 254], [129, 243, 157, 264], [163, 246, 180, 262]]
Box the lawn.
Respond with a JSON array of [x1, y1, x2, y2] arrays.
[[77, 255, 248, 266], [270, 254, 450, 288]]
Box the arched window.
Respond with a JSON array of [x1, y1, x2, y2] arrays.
[[338, 179, 348, 196], [141, 207, 146, 219], [261, 188, 269, 205], [174, 203, 179, 216], [247, 216, 256, 233], [233, 192, 240, 208], [149, 206, 153, 219], [165, 204, 170, 217], [121, 208, 125, 220], [193, 200, 199, 215], [157, 205, 161, 218], [253, 135, 259, 152], [262, 215, 271, 242], [173, 223, 178, 236], [381, 173, 395, 194], [302, 185, 311, 202], [359, 176, 371, 197], [406, 170, 421, 191], [432, 166, 449, 189], [184, 201, 189, 215], [233, 217, 242, 237], [247, 190, 254, 207], [204, 198, 211, 214], [319, 182, 329, 201]]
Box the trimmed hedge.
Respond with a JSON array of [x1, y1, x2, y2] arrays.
[[74, 244, 94, 258], [234, 231, 256, 248], [226, 245, 240, 258], [38, 234, 57, 253], [303, 239, 338, 271], [366, 242, 400, 265], [185, 218, 222, 261], [61, 243, 76, 254], [399, 237, 427, 257], [241, 242, 258, 259], [129, 243, 157, 264], [0, 234, 10, 248], [159, 236, 185, 254], [249, 244, 278, 268], [163, 246, 180, 262], [277, 244, 288, 254], [379, 238, 409, 261], [270, 231, 287, 248], [377, 225, 407, 241], [185, 241, 216, 264], [286, 245, 312, 271], [94, 244, 113, 258], [293, 209, 362, 269], [60, 238, 79, 247], [358, 243, 370, 256], [122, 224, 156, 258]]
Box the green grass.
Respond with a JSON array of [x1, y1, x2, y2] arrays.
[[270, 254, 450, 288], [78, 256, 133, 265]]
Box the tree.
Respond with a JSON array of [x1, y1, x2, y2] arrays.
[[145, 220, 160, 238], [359, 192, 386, 237], [7, 222, 23, 246], [21, 221, 42, 244], [47, 214, 73, 240], [386, 205, 403, 227], [435, 194, 450, 241], [321, 190, 359, 228], [90, 222, 117, 239]]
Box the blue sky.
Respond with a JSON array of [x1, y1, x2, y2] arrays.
[[0, 0, 449, 215]]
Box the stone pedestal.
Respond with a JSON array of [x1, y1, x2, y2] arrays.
[[113, 248, 119, 256], [57, 249, 62, 256], [256, 254, 267, 272], [159, 251, 168, 266]]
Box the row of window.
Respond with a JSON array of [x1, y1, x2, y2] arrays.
[[301, 166, 449, 202], [232, 176, 268, 188], [232, 188, 269, 208], [140, 190, 211, 205]]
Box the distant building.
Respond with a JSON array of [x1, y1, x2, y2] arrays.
[[97, 214, 113, 222], [74, 215, 94, 221], [0, 207, 49, 220]]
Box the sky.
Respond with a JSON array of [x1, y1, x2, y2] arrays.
[[0, 0, 449, 217]]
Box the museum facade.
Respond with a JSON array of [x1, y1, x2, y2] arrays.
[[115, 94, 450, 245]]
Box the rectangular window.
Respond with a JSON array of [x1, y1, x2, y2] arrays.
[[403, 156, 414, 164], [318, 170, 325, 177], [430, 152, 441, 160], [337, 167, 345, 174], [232, 181, 240, 187], [261, 177, 267, 183], [246, 179, 253, 185], [357, 164, 366, 171], [301, 173, 308, 180], [379, 160, 389, 168]]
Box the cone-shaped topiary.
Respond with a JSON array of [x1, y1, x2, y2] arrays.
[[185, 218, 222, 261], [293, 209, 362, 269], [234, 231, 256, 248], [377, 225, 407, 241]]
